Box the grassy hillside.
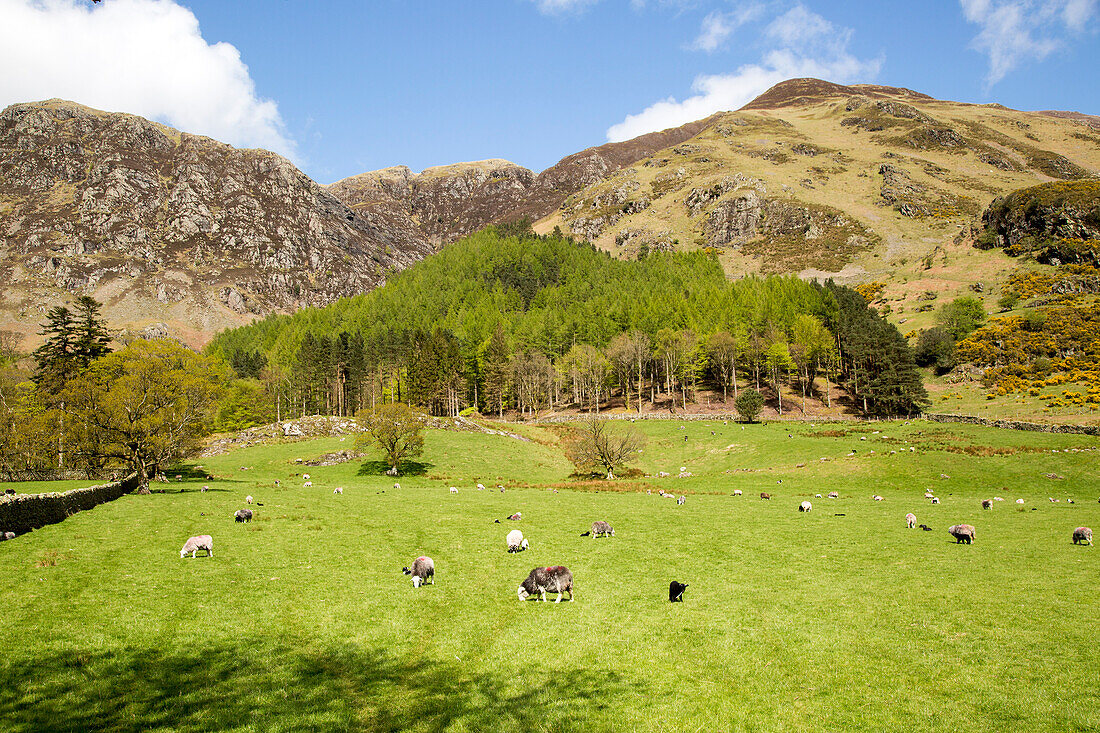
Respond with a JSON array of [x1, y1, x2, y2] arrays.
[[2, 419, 1098, 731]]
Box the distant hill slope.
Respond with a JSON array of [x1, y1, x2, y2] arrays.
[[325, 116, 717, 246], [533, 78, 1100, 287], [0, 100, 433, 345]]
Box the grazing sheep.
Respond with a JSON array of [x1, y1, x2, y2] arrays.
[[677, 495, 685, 506], [828, 492, 839, 499], [518, 566, 573, 602], [587, 520, 615, 538], [799, 501, 812, 512], [815, 493, 822, 498], [1067, 499, 1075, 504], [274, 480, 280, 487], [760, 492, 771, 500], [507, 512, 522, 521], [919, 524, 933, 531], [1016, 498, 1025, 504], [982, 499, 993, 510], [993, 497, 1004, 502], [906, 513, 917, 528], [931, 497, 940, 504], [0, 531, 15, 541], [234, 509, 253, 523], [403, 556, 435, 587], [948, 524, 976, 544], [507, 529, 529, 552], [201, 486, 209, 492], [333, 487, 343, 495], [1072, 527, 1092, 545], [669, 581, 688, 602], [924, 492, 935, 499], [303, 481, 313, 487], [246, 495, 253, 504], [873, 495, 884, 501], [449, 487, 458, 494], [393, 483, 400, 490], [180, 535, 213, 558], [303, 474, 311, 480], [733, 489, 742, 496], [476, 483, 485, 491]]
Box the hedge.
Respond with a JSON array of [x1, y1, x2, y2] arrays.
[[0, 473, 141, 539]]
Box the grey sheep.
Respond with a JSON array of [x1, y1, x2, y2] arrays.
[[518, 565, 574, 602], [948, 524, 975, 544], [180, 535, 213, 558], [1072, 527, 1092, 545], [403, 556, 435, 587], [585, 520, 614, 538], [234, 509, 253, 523]]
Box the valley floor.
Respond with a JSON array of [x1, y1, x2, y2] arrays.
[[1, 420, 1098, 732]]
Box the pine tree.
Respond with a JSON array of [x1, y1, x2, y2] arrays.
[[71, 296, 112, 368], [32, 306, 78, 395]]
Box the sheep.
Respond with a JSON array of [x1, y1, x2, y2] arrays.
[[669, 581, 688, 602], [0, 531, 15, 541], [449, 487, 458, 494], [931, 497, 940, 504], [234, 508, 253, 523], [1016, 498, 1025, 504], [303, 474, 311, 480], [402, 556, 435, 587], [476, 483, 485, 491], [948, 524, 976, 544], [585, 520, 615, 538], [981, 499, 993, 510], [303, 481, 313, 487], [507, 512, 522, 521], [393, 483, 400, 490], [919, 524, 933, 531], [677, 495, 685, 506], [906, 513, 917, 529], [760, 492, 771, 500], [733, 489, 743, 496], [507, 529, 529, 552], [180, 535, 213, 558], [246, 495, 254, 504], [993, 497, 1004, 502], [873, 495, 884, 501], [274, 480, 280, 487], [333, 487, 343, 495], [518, 566, 573, 602], [924, 492, 935, 499], [815, 493, 822, 498], [828, 492, 839, 499], [1072, 527, 1092, 545], [201, 486, 209, 492], [799, 501, 812, 512]]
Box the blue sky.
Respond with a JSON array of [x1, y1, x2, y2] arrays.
[[1, 0, 1097, 183]]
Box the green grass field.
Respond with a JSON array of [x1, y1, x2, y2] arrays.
[[2, 420, 1098, 732]]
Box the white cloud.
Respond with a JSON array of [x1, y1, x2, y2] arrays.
[[532, 0, 600, 14], [960, 0, 1098, 85], [608, 4, 881, 142], [0, 0, 298, 162], [689, 5, 765, 52]]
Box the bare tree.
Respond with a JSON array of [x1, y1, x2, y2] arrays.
[[567, 416, 645, 480]]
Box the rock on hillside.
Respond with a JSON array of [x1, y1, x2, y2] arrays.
[[0, 99, 433, 344], [980, 180, 1100, 265], [326, 116, 717, 246]]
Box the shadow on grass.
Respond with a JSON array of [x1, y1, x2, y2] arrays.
[[356, 460, 433, 477], [0, 641, 635, 732]]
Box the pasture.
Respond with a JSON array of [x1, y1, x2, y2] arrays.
[[1, 419, 1098, 732]]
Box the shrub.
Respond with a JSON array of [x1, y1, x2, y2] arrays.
[[735, 389, 765, 423]]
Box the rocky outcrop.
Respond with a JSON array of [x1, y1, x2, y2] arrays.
[[0, 99, 434, 340], [981, 180, 1100, 265]]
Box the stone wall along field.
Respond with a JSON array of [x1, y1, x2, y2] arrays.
[[0, 473, 141, 539]]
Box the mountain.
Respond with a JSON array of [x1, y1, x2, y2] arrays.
[[0, 100, 433, 345], [325, 116, 717, 246]]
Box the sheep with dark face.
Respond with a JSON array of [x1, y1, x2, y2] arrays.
[[948, 524, 975, 544], [669, 581, 688, 602], [981, 499, 993, 510], [507, 529, 529, 552], [1072, 527, 1092, 545], [518, 566, 573, 602], [828, 491, 839, 499], [180, 535, 213, 558], [906, 513, 917, 529], [799, 501, 812, 512], [760, 492, 771, 500], [403, 556, 435, 587], [234, 509, 253, 523], [677, 495, 685, 506]]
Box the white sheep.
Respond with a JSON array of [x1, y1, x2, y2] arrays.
[[799, 501, 812, 512], [677, 495, 685, 505], [906, 512, 917, 529], [201, 485, 209, 492], [1, 531, 15, 541], [304, 481, 313, 487], [733, 489, 742, 496], [393, 483, 400, 490], [403, 556, 435, 587], [449, 486, 458, 494], [815, 494, 822, 498], [1016, 498, 1025, 504], [333, 487, 343, 495], [246, 495, 253, 504], [924, 492, 935, 499], [303, 474, 311, 480], [873, 495, 884, 501], [477, 483, 486, 491], [180, 535, 213, 558], [828, 492, 839, 499], [507, 529, 529, 552], [931, 497, 940, 504]]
